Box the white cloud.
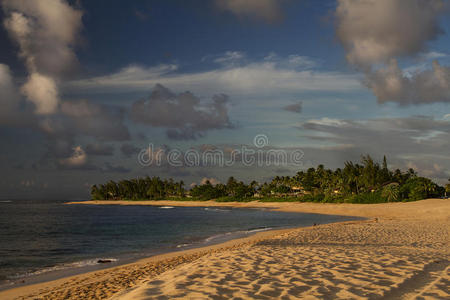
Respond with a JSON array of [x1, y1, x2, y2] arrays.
[[66, 55, 362, 97], [336, 0, 445, 67], [2, 0, 82, 76], [213, 51, 245, 66], [21, 73, 59, 114], [286, 55, 317, 69], [422, 51, 448, 60], [307, 117, 346, 127], [2, 0, 83, 115], [335, 0, 450, 104]]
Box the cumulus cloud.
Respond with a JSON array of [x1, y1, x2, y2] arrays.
[[335, 0, 450, 104], [336, 0, 445, 67], [215, 0, 283, 22], [21, 73, 59, 114], [2, 0, 83, 115], [2, 0, 82, 77], [365, 59, 450, 104], [130, 84, 234, 140], [283, 101, 302, 113]]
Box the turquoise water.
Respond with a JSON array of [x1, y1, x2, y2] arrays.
[[0, 199, 360, 287]]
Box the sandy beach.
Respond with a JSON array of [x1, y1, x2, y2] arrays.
[[0, 199, 448, 300]]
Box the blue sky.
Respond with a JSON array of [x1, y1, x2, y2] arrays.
[[0, 0, 449, 199]]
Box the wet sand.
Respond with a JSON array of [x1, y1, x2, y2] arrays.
[[1, 199, 448, 299]]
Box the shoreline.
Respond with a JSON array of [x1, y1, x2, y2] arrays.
[[1, 209, 358, 292], [66, 198, 448, 219], [0, 220, 367, 300], [1, 198, 448, 299]]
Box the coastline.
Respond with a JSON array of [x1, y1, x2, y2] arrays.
[[1, 199, 448, 299], [0, 222, 359, 300], [0, 206, 356, 292], [66, 198, 450, 219]]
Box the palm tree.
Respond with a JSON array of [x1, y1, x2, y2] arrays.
[[382, 183, 399, 202], [422, 181, 436, 198]]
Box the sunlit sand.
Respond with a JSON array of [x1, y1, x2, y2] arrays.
[[1, 199, 448, 299]]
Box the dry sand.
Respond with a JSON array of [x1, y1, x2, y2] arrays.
[[1, 199, 448, 300]]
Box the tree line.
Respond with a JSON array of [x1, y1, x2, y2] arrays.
[[91, 155, 448, 203], [91, 177, 184, 200]]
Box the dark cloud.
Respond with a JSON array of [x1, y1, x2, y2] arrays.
[[130, 84, 234, 140], [0, 64, 36, 127], [335, 0, 450, 104], [365, 59, 450, 105], [102, 162, 131, 173], [37, 99, 129, 165], [166, 128, 205, 140], [120, 143, 141, 158], [0, 97, 130, 167], [57, 100, 130, 141], [85, 144, 114, 156], [283, 102, 302, 113]]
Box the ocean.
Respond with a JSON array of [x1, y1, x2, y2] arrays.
[[0, 199, 360, 288]]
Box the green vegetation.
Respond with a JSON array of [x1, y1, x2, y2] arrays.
[[91, 155, 446, 203], [91, 177, 185, 200]]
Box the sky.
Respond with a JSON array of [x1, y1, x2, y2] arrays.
[[0, 0, 449, 199]]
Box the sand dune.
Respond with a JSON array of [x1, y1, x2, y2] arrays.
[[1, 199, 449, 300]]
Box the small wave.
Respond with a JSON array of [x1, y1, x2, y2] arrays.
[[204, 207, 230, 212], [203, 227, 273, 243], [0, 200, 12, 203], [176, 243, 191, 248], [246, 227, 272, 234], [204, 233, 227, 243], [159, 206, 174, 209], [10, 258, 118, 279]]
